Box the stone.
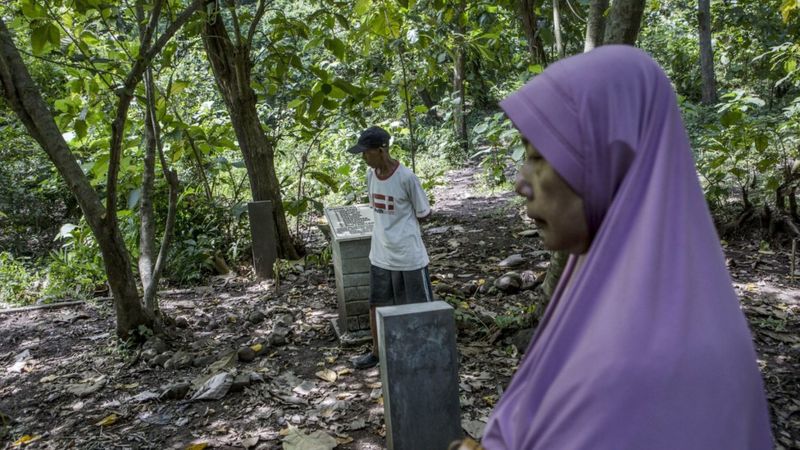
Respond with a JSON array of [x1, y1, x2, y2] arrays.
[[478, 277, 496, 295], [510, 328, 535, 353], [520, 270, 538, 291], [144, 337, 169, 354], [160, 382, 190, 400], [459, 281, 478, 297], [141, 348, 158, 361], [498, 254, 526, 268], [238, 347, 256, 363], [231, 373, 252, 392], [164, 351, 192, 370], [193, 355, 216, 367], [174, 316, 190, 328], [247, 311, 265, 324], [151, 352, 172, 367], [376, 301, 462, 450], [494, 272, 522, 293]]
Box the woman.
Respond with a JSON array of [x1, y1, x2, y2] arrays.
[[479, 46, 773, 449]]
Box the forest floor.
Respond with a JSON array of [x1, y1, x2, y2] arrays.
[[1, 163, 798, 450]]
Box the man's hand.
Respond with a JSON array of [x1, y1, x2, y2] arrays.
[[417, 211, 432, 223]]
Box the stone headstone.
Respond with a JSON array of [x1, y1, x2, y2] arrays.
[[376, 301, 462, 450], [248, 200, 277, 279], [324, 205, 374, 335]]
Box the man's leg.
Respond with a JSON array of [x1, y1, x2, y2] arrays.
[[353, 265, 393, 369]]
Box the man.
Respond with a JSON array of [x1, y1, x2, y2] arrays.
[[347, 126, 434, 369]]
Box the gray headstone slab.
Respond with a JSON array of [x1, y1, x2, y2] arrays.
[[377, 301, 463, 450]]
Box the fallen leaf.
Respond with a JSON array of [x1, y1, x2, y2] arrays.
[[96, 414, 119, 426], [184, 442, 208, 450], [315, 369, 337, 383], [336, 436, 354, 444], [242, 436, 260, 448], [461, 419, 487, 439], [66, 376, 107, 397], [12, 435, 41, 446], [336, 368, 352, 377], [39, 375, 58, 383], [191, 373, 233, 401], [282, 427, 337, 450], [250, 343, 263, 353]]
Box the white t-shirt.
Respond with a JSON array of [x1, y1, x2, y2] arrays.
[[367, 163, 431, 271]]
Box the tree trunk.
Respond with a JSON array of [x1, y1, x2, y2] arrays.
[[541, 250, 569, 300], [553, 0, 565, 59], [140, 68, 179, 313], [603, 0, 646, 45], [201, 3, 299, 260], [453, 0, 469, 156], [0, 19, 153, 340], [517, 0, 549, 65], [139, 77, 158, 300], [698, 0, 718, 104], [584, 0, 609, 51]]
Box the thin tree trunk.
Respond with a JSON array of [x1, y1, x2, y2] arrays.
[[141, 68, 179, 313], [603, 0, 646, 45], [201, 1, 299, 260], [0, 19, 153, 339], [584, 0, 609, 51], [698, 0, 718, 104], [517, 0, 549, 65], [453, 0, 469, 157], [553, 0, 565, 59]]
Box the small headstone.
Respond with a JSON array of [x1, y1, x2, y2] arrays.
[[248, 200, 277, 279], [377, 301, 462, 450]]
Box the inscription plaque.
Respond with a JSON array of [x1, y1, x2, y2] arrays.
[[325, 204, 374, 241]]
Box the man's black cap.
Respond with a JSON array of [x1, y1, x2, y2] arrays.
[[347, 126, 390, 154]]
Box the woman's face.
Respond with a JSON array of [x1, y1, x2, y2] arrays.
[[516, 140, 590, 254]]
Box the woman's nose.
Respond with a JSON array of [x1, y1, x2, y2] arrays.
[[515, 173, 534, 200]]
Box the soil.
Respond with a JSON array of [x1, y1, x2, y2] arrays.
[[1, 164, 798, 449]]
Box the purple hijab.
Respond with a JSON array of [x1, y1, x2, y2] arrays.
[[482, 46, 772, 449]]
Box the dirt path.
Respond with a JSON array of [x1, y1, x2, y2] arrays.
[[1, 165, 798, 449]]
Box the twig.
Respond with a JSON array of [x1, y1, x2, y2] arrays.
[[792, 239, 796, 282]]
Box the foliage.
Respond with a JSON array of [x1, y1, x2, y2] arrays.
[[0, 252, 38, 304]]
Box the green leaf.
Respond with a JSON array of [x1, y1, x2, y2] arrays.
[[288, 97, 305, 109], [31, 24, 50, 55], [324, 38, 346, 60], [74, 119, 88, 139], [527, 64, 543, 74], [355, 0, 372, 16], [755, 134, 769, 152], [309, 91, 324, 116], [46, 23, 60, 48], [413, 105, 428, 114], [21, 0, 46, 18], [309, 171, 339, 192], [720, 110, 743, 126]]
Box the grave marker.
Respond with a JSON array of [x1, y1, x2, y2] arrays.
[[324, 204, 374, 335], [377, 301, 463, 450]]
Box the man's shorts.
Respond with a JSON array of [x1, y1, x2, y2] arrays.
[[368, 265, 434, 306]]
